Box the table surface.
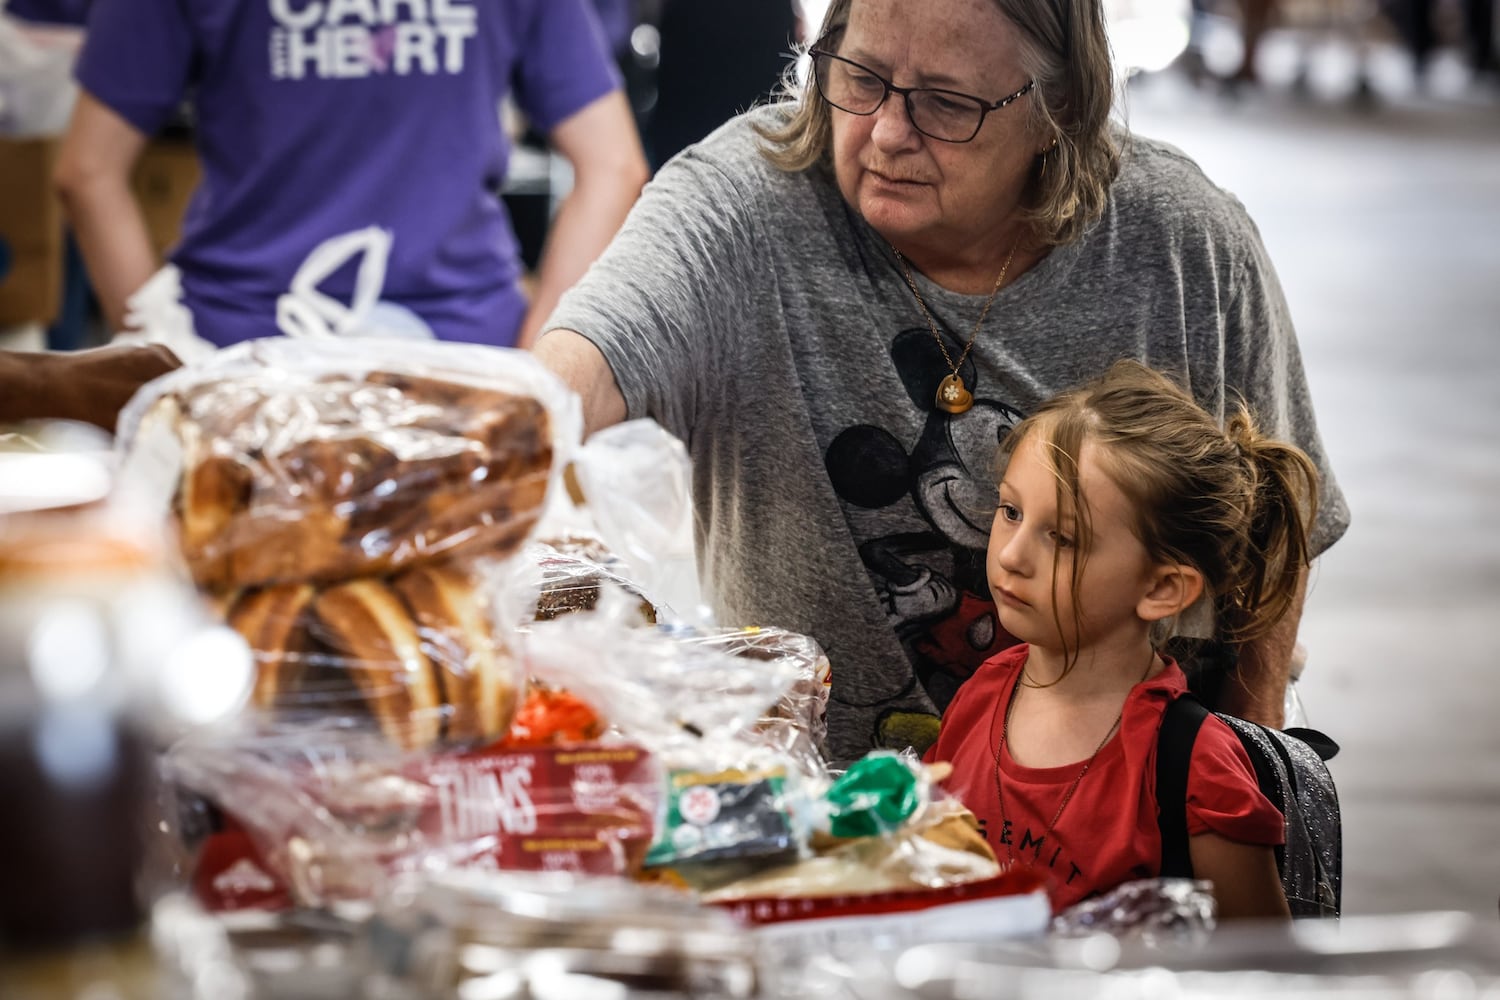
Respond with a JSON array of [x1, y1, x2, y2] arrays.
[[1, 933, 164, 1000]]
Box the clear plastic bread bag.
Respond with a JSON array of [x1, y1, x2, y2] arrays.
[[522, 532, 663, 626], [520, 598, 823, 875], [161, 601, 820, 914], [114, 337, 579, 591], [701, 750, 1002, 902], [111, 338, 579, 750], [201, 555, 532, 751], [536, 418, 708, 627], [666, 626, 833, 781], [157, 715, 665, 912]]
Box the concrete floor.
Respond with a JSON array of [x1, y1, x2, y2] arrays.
[[1127, 52, 1500, 918]]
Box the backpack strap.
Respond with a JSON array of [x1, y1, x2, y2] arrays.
[[1156, 694, 1211, 879]]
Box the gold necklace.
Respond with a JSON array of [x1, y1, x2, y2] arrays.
[[891, 239, 1019, 415], [990, 652, 1157, 866]]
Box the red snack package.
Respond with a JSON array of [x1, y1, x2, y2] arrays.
[[182, 740, 660, 912]]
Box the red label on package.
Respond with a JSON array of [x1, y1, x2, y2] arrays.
[[189, 743, 660, 912], [192, 824, 294, 913], [412, 744, 660, 874]]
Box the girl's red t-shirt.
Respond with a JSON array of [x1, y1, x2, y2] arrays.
[[927, 644, 1284, 912]]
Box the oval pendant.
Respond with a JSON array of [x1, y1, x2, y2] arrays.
[[935, 373, 973, 414]]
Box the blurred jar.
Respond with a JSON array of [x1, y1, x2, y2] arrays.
[[363, 870, 760, 999], [0, 421, 252, 951]]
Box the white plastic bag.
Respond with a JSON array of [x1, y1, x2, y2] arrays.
[[119, 266, 212, 362], [564, 419, 707, 626], [118, 226, 433, 351], [274, 227, 432, 341], [0, 13, 81, 137]]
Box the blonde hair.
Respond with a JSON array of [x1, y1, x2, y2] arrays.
[[754, 0, 1120, 247], [999, 360, 1318, 670]]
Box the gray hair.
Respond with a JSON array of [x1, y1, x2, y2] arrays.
[[754, 0, 1120, 247]]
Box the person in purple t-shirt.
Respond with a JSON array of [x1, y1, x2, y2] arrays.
[[53, 0, 649, 349]]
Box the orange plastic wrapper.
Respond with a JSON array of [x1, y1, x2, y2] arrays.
[[499, 686, 607, 747]]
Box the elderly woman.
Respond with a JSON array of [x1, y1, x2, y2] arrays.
[[535, 0, 1349, 764]]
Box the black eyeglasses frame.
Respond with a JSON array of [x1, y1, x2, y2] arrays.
[[808, 48, 1036, 144]]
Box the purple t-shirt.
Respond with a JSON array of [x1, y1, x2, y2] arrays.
[[587, 0, 633, 55], [76, 0, 621, 347], [6, 0, 92, 25]]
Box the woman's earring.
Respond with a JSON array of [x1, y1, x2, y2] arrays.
[[1038, 139, 1059, 181]]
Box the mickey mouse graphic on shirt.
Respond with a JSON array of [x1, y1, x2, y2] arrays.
[[824, 328, 1025, 751]]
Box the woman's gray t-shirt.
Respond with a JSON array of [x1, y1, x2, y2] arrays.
[[547, 105, 1349, 765]]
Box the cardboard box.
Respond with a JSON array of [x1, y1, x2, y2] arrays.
[[130, 138, 200, 262], [0, 137, 64, 327]]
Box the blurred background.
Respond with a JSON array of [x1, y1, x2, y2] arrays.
[[2, 0, 1497, 921]]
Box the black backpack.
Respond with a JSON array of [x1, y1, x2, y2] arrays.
[[1156, 695, 1343, 917]]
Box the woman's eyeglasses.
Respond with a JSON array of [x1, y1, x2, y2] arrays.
[[809, 49, 1035, 144]]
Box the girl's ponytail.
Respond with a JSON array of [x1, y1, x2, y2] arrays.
[[1222, 404, 1320, 643]]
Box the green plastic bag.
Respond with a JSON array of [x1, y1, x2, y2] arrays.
[[822, 751, 921, 839]]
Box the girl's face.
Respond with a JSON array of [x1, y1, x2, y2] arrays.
[[987, 434, 1161, 651]]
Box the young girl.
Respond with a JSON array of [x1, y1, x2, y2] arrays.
[[929, 360, 1319, 920]]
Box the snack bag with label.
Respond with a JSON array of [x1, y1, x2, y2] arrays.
[[162, 721, 663, 912], [521, 610, 820, 877]]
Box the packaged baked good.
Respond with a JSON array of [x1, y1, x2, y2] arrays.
[[498, 683, 608, 747], [540, 419, 705, 628], [114, 340, 577, 747], [527, 533, 659, 624], [162, 724, 664, 911], [672, 627, 833, 778], [117, 339, 579, 592], [229, 560, 519, 750], [521, 613, 822, 875]]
